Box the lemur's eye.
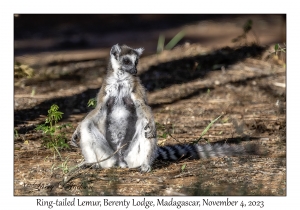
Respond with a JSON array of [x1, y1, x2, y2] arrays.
[[123, 58, 130, 65], [135, 60, 138, 65]]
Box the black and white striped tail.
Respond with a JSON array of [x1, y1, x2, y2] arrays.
[[156, 143, 254, 161]]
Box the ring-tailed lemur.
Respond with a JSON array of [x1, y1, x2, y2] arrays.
[[71, 44, 258, 173]]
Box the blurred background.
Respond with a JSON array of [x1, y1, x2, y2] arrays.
[[14, 14, 285, 56]]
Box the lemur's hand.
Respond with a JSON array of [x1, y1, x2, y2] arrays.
[[144, 120, 156, 139]]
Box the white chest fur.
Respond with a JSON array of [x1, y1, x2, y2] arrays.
[[105, 73, 133, 97], [105, 73, 133, 144]]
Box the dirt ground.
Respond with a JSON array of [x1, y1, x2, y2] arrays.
[[14, 15, 286, 196]]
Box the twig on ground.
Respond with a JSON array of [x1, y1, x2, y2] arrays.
[[61, 143, 127, 185]]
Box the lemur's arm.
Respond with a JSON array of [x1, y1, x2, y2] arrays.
[[131, 78, 156, 139]]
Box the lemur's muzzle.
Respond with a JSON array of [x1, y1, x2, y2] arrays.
[[122, 67, 137, 75]]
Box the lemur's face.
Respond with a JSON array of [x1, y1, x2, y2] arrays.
[[110, 44, 144, 76], [119, 54, 139, 75]]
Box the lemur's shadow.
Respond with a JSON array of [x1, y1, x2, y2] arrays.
[[14, 44, 265, 132]]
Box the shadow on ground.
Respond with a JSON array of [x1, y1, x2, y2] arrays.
[[140, 44, 265, 91]]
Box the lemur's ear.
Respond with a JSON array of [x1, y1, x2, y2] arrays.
[[110, 44, 121, 60], [135, 48, 144, 56]]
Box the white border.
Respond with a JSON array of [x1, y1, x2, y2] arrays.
[[3, 0, 298, 209]]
